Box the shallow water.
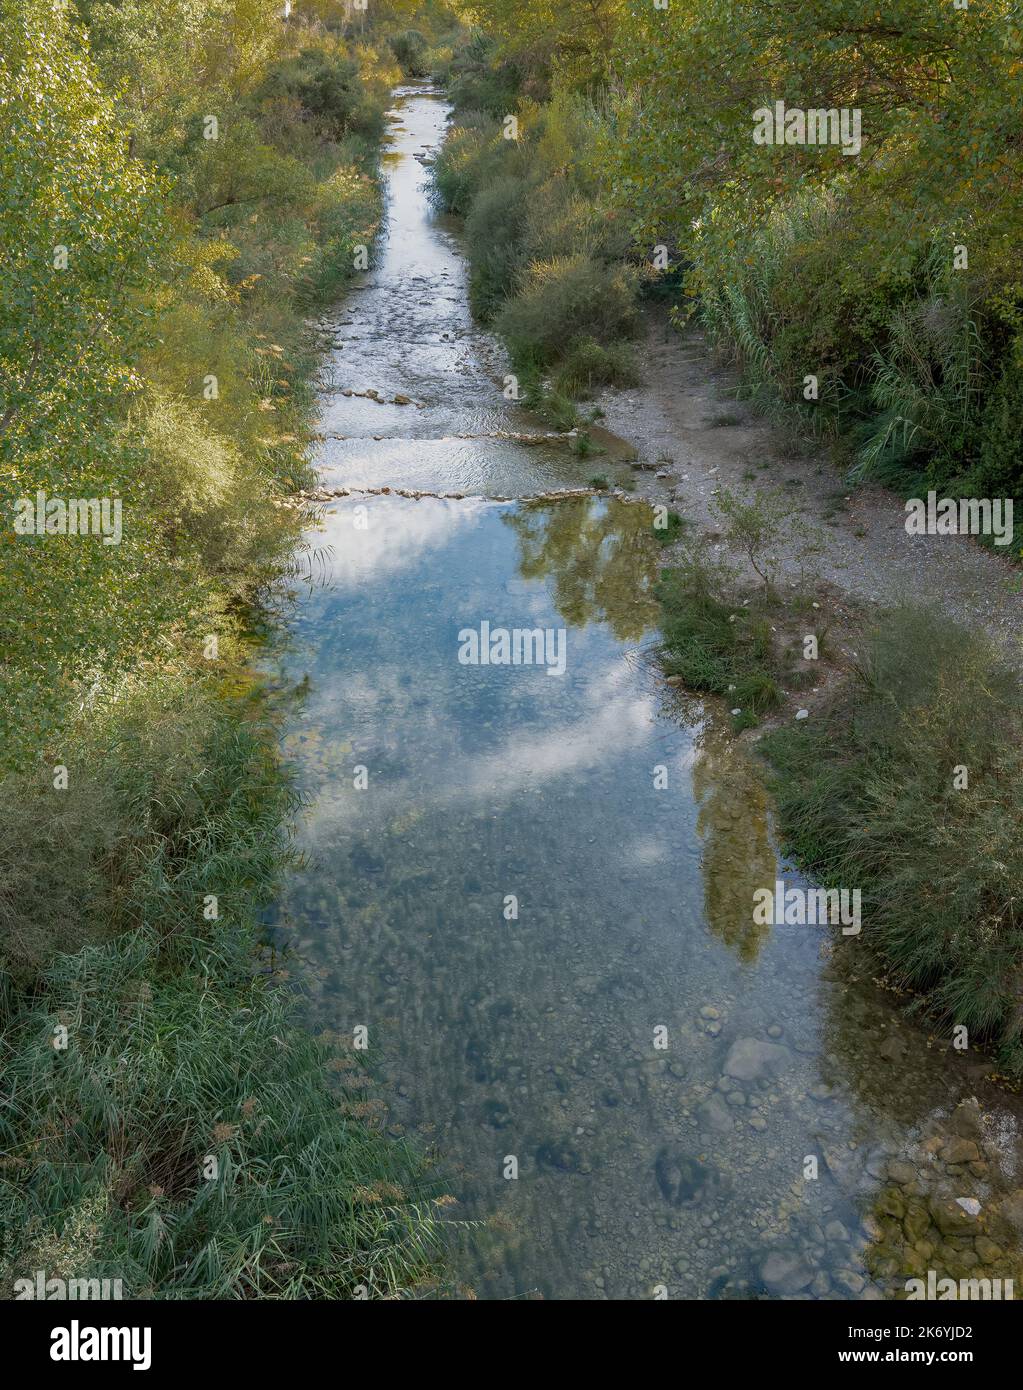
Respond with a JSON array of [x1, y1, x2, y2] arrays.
[[265, 86, 1023, 1300]]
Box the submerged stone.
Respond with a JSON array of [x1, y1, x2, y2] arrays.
[[760, 1249, 814, 1295], [723, 1036, 791, 1082], [654, 1148, 714, 1207]]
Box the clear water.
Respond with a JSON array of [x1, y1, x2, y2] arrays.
[[263, 87, 1023, 1300]]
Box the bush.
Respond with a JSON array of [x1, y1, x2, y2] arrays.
[[389, 29, 429, 78], [464, 172, 529, 319], [970, 348, 1023, 500], [763, 606, 1023, 1071], [257, 48, 383, 143], [497, 254, 640, 371], [433, 91, 644, 400], [854, 280, 985, 481], [446, 31, 521, 118], [431, 119, 498, 215], [554, 337, 639, 397]]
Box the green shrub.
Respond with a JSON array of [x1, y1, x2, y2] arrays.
[[389, 29, 429, 78], [763, 606, 1023, 1071], [554, 336, 639, 396], [446, 30, 521, 118], [298, 162, 381, 307], [524, 185, 632, 267], [431, 120, 498, 215], [854, 282, 985, 481], [497, 254, 640, 371], [426, 44, 455, 85], [257, 48, 382, 143], [464, 172, 529, 319], [970, 348, 1023, 500]]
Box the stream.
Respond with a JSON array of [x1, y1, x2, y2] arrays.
[[262, 85, 1023, 1300]]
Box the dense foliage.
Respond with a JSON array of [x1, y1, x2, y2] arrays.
[[1, 0, 448, 1299], [433, 62, 641, 424], [453, 0, 1023, 514], [764, 607, 1023, 1072]]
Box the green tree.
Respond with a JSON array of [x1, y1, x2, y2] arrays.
[[0, 0, 167, 464]]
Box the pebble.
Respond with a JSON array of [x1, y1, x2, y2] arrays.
[[955, 1197, 982, 1216]]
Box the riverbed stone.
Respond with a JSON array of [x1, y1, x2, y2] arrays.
[[760, 1249, 814, 1295], [654, 1148, 714, 1207], [878, 1035, 906, 1063], [834, 1267, 866, 1296], [947, 1097, 984, 1139], [699, 1094, 735, 1132], [929, 1196, 978, 1236], [975, 1236, 1004, 1263], [994, 1189, 1023, 1233], [823, 1144, 865, 1193], [722, 1036, 791, 1082], [536, 1140, 582, 1173], [887, 1160, 917, 1186], [876, 1188, 907, 1222], [942, 1138, 981, 1165], [903, 1203, 931, 1244]]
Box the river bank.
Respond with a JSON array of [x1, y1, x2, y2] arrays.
[[1, 14, 447, 1302], [597, 307, 1023, 654]]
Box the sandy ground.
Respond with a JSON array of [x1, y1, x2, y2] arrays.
[[598, 310, 1023, 662]]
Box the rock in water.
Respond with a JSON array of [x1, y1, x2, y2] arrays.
[[760, 1250, 814, 1295], [722, 1036, 791, 1082], [654, 1148, 714, 1207]]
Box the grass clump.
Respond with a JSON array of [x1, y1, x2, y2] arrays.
[[657, 486, 824, 722], [0, 928, 445, 1298], [658, 550, 783, 713], [498, 256, 639, 369], [554, 337, 640, 398], [762, 606, 1023, 1072], [0, 674, 447, 1297], [652, 509, 687, 547]]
